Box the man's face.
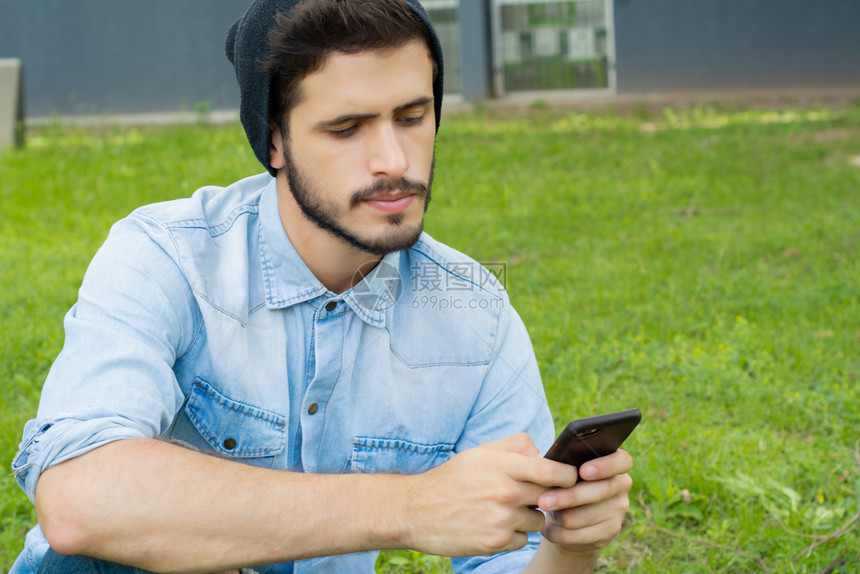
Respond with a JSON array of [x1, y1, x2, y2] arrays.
[[274, 41, 437, 255]]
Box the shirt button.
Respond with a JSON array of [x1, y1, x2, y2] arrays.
[[325, 301, 336, 312], [223, 437, 237, 450], [307, 403, 319, 415]]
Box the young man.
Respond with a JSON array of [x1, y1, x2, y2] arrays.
[[11, 1, 633, 573]]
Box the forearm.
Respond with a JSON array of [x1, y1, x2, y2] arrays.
[[35, 438, 407, 573], [522, 540, 598, 574]]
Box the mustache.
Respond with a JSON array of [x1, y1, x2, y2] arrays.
[[349, 177, 429, 209]]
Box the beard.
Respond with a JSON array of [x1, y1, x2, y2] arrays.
[[283, 145, 433, 256]]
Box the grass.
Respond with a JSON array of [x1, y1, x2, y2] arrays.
[[2, 102, 860, 572]]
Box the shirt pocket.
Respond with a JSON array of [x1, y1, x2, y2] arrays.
[[348, 436, 454, 474], [179, 377, 287, 466]]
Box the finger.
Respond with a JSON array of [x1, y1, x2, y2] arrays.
[[508, 456, 579, 490], [506, 480, 553, 509], [513, 505, 549, 534], [577, 448, 633, 481], [482, 433, 542, 458], [545, 488, 631, 531], [495, 531, 531, 555], [538, 473, 632, 512], [541, 512, 624, 551]]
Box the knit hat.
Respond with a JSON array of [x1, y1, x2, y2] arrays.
[[225, 0, 445, 176]]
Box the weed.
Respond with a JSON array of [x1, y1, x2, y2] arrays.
[[2, 104, 859, 572]]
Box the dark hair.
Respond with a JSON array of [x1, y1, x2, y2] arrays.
[[264, 0, 438, 135]]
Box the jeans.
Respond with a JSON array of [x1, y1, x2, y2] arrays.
[[36, 549, 151, 574]]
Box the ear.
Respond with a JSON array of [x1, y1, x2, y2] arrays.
[[269, 121, 286, 170]]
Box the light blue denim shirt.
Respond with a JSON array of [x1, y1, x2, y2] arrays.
[[11, 173, 554, 574]]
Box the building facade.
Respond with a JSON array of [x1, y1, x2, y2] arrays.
[[1, 0, 858, 118]]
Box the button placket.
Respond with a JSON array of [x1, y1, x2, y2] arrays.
[[302, 298, 346, 472]]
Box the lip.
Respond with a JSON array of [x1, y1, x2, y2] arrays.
[[362, 192, 416, 214]]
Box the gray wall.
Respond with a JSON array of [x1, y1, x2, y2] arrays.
[[613, 0, 860, 93], [0, 0, 464, 117], [3, 0, 860, 118], [0, 0, 249, 116]]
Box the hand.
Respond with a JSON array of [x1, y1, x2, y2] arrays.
[[402, 433, 579, 557], [536, 449, 633, 554]]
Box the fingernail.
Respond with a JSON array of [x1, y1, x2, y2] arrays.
[[542, 493, 558, 510], [580, 465, 597, 479]]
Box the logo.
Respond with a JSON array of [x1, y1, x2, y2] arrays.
[[351, 259, 402, 313]]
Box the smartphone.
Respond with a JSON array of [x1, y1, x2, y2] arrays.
[[544, 408, 641, 474]]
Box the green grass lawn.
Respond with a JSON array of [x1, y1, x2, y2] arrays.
[[2, 102, 859, 572]]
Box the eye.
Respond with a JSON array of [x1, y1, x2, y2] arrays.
[[330, 123, 359, 139], [398, 106, 427, 127], [399, 115, 425, 127]]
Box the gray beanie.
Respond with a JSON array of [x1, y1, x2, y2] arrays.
[[225, 0, 445, 176]]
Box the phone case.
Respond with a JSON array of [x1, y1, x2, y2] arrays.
[[544, 408, 641, 471]]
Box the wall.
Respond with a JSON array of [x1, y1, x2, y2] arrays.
[[0, 0, 248, 117], [0, 0, 468, 117], [3, 0, 860, 118], [613, 0, 860, 94]]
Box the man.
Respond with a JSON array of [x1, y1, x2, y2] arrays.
[[11, 1, 633, 573]]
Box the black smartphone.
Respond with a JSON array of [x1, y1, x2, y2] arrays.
[[544, 408, 641, 474]]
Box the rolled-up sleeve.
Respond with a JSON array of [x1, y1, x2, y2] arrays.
[[12, 213, 200, 502]]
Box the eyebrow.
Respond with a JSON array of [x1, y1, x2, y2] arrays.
[[314, 97, 434, 130]]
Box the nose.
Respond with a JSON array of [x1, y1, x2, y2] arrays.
[[368, 122, 409, 179]]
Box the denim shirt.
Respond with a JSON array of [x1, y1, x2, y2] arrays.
[[11, 173, 554, 574]]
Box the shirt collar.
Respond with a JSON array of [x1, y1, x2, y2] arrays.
[[258, 179, 328, 309], [258, 178, 400, 328], [343, 250, 401, 328]]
